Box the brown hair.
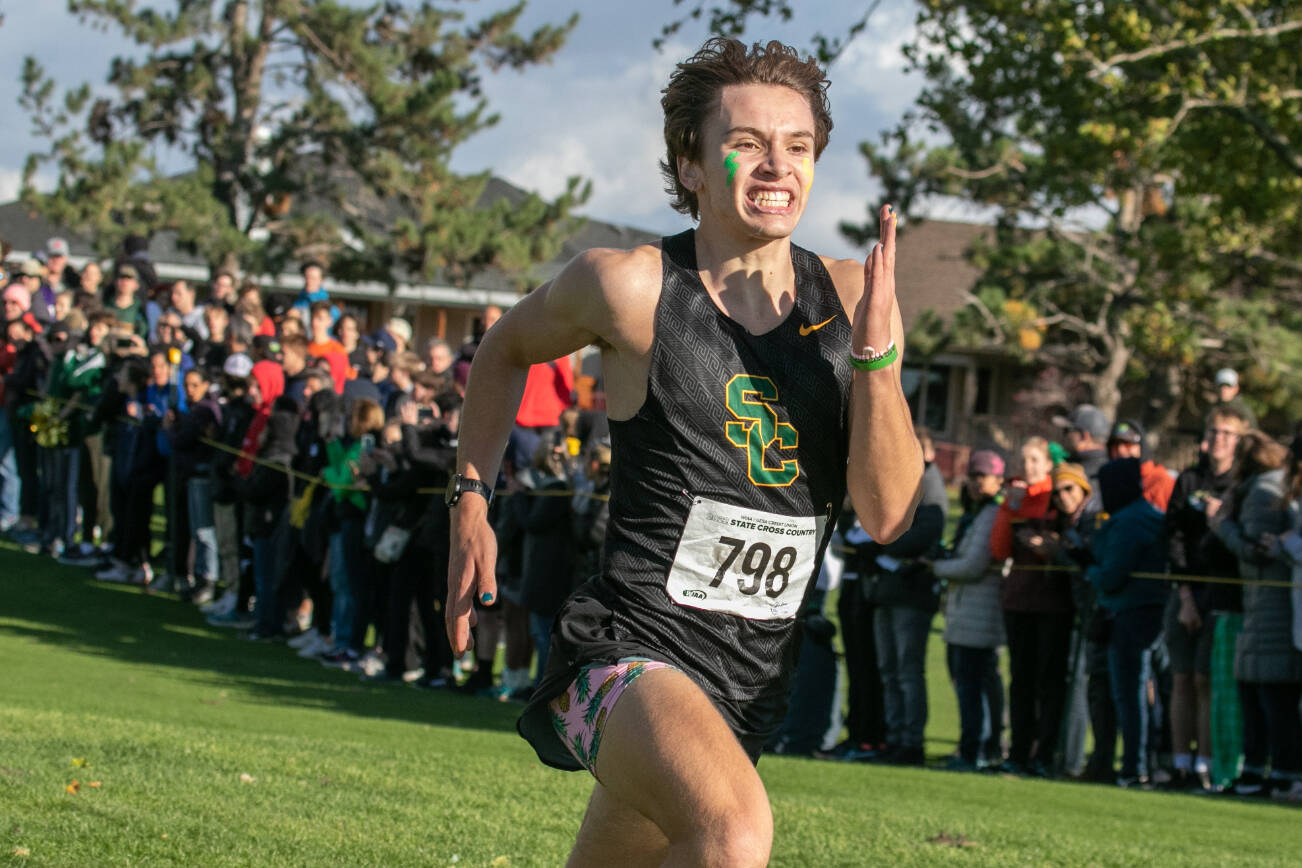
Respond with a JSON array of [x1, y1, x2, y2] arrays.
[[281, 334, 309, 356], [1237, 430, 1289, 480], [660, 38, 832, 219], [1207, 404, 1252, 432], [349, 399, 385, 440]]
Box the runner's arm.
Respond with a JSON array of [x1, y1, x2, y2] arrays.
[[828, 204, 924, 543], [446, 250, 623, 655]]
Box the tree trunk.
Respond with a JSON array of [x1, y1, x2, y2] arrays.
[[1091, 339, 1129, 421]]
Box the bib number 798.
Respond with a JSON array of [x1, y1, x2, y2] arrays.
[[711, 536, 797, 598]]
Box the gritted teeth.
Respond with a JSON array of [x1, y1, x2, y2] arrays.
[[748, 189, 791, 207]]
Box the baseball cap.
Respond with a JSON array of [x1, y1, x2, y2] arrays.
[[968, 450, 1006, 477], [1108, 419, 1144, 445], [1215, 368, 1238, 388], [19, 258, 43, 278], [116, 263, 140, 280], [1051, 404, 1111, 441], [46, 238, 70, 257], [223, 353, 254, 379]]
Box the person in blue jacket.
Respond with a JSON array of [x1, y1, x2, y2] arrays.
[[1086, 457, 1169, 786]]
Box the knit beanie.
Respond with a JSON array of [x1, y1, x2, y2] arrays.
[[1051, 462, 1092, 497]]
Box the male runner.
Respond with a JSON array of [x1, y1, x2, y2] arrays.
[[447, 38, 923, 867]]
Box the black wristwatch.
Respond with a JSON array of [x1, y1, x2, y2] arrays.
[[445, 474, 494, 508]]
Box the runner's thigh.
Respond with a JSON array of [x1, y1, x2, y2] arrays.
[[590, 667, 771, 848], [568, 783, 669, 868]]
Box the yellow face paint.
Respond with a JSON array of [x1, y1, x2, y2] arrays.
[[802, 156, 814, 192]]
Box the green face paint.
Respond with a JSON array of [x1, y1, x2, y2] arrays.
[[724, 151, 739, 186]]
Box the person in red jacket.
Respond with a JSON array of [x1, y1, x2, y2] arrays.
[[1107, 419, 1175, 512], [990, 435, 1072, 776]]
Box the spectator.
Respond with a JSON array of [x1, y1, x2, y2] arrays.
[[1164, 405, 1250, 791], [334, 312, 365, 370], [518, 430, 576, 693], [291, 261, 336, 327], [44, 238, 77, 292], [1054, 404, 1111, 487], [16, 260, 54, 325], [281, 334, 311, 407], [165, 365, 222, 602], [1213, 368, 1257, 429], [1107, 419, 1175, 511], [210, 270, 238, 310], [860, 428, 947, 767], [1087, 458, 1169, 787], [170, 279, 209, 341], [1210, 432, 1301, 798], [116, 234, 158, 296], [198, 304, 230, 370], [106, 265, 149, 337], [384, 317, 413, 355], [79, 261, 103, 297], [241, 397, 299, 640], [236, 282, 275, 337], [991, 436, 1068, 777], [934, 449, 1006, 771], [425, 338, 454, 381], [307, 301, 350, 393]]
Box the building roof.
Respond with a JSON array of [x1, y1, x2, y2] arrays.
[[893, 218, 991, 327], [0, 174, 660, 309], [2, 180, 989, 323]]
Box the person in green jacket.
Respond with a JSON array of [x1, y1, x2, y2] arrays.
[[36, 320, 106, 556]]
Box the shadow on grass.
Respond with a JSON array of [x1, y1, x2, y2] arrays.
[[0, 544, 520, 735]]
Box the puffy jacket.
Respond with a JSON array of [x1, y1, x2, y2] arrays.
[[936, 502, 1004, 649], [1215, 468, 1302, 683]]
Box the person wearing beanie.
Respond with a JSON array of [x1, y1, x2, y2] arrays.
[[933, 449, 1007, 770], [3, 285, 44, 336], [1086, 457, 1168, 786], [1107, 419, 1175, 512], [1027, 461, 1104, 779]]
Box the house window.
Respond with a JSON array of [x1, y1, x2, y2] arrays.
[[975, 366, 993, 415], [902, 364, 950, 432]]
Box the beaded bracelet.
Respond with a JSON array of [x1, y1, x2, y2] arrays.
[[849, 341, 898, 372]]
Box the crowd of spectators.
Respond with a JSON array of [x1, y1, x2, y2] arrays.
[[3, 234, 1301, 802], [0, 236, 605, 694], [811, 394, 1302, 803]]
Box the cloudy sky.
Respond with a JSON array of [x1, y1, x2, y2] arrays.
[[0, 0, 985, 260]]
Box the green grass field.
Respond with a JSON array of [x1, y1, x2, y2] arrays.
[[2, 542, 1300, 867]]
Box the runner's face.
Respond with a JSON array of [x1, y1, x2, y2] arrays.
[[689, 84, 816, 240]]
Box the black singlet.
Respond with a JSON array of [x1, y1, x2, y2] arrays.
[[519, 229, 854, 769]]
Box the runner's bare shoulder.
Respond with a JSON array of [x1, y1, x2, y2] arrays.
[[818, 255, 866, 318], [548, 242, 663, 356]]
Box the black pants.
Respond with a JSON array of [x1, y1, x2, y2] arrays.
[[10, 410, 38, 517], [1004, 610, 1073, 766], [1240, 681, 1302, 776], [948, 643, 1004, 764], [1085, 638, 1117, 775], [838, 581, 886, 746], [118, 465, 164, 567], [384, 543, 450, 678]]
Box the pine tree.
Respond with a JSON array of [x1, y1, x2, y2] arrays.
[[21, 1, 588, 288]]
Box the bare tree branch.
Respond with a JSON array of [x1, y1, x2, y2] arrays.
[[1081, 17, 1302, 80]]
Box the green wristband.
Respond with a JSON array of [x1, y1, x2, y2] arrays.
[[849, 342, 899, 372]]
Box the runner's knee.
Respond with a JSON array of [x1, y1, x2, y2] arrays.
[[682, 805, 772, 868]]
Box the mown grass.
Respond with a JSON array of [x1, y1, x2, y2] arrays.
[[2, 543, 1299, 866]]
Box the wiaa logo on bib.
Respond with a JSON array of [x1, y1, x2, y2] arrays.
[[682, 589, 707, 600]]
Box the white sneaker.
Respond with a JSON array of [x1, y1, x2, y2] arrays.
[[297, 634, 333, 659], [201, 590, 236, 616], [354, 651, 386, 677], [287, 628, 319, 650]]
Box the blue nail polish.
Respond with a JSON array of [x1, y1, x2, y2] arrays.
[[481, 592, 494, 604]]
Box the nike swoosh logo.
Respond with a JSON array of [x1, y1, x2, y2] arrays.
[[798, 316, 837, 336]]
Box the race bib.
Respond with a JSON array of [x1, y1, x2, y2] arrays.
[[666, 496, 827, 620]]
